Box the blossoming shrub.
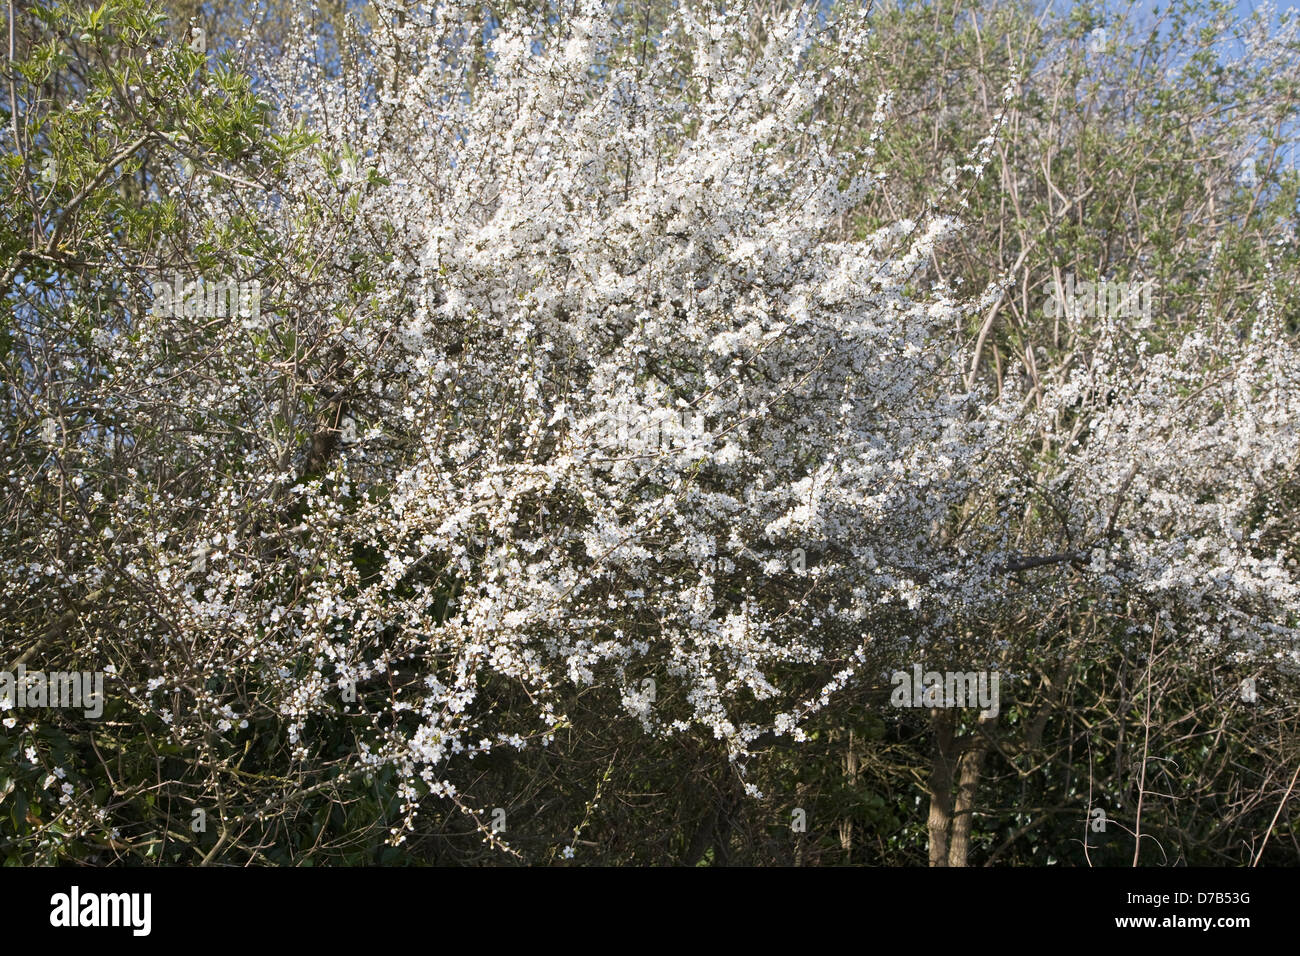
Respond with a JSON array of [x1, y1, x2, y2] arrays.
[[2, 0, 1297, 863]]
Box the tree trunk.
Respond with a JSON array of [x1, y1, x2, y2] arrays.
[[927, 708, 957, 866], [948, 741, 988, 867], [840, 728, 858, 864]]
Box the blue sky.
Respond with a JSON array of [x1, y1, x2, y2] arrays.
[[1227, 0, 1300, 15], [1100, 0, 1300, 25], [1076, 0, 1300, 168], [1092, 0, 1300, 16]]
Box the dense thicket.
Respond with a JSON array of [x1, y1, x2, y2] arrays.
[[1, 0, 1296, 865]]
